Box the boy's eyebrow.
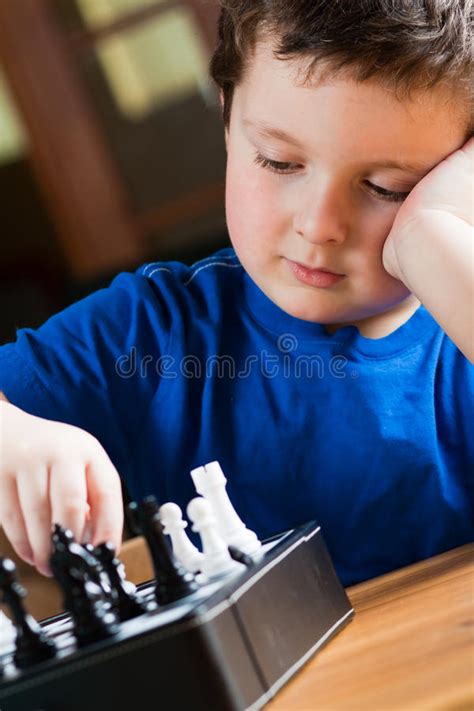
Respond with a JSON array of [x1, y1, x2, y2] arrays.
[[364, 158, 429, 175], [243, 118, 430, 174], [243, 118, 304, 148]]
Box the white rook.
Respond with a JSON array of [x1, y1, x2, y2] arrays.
[[190, 461, 262, 557]]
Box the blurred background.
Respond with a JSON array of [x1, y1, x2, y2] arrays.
[[0, 0, 228, 345]]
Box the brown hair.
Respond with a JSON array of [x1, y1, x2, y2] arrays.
[[210, 0, 473, 130]]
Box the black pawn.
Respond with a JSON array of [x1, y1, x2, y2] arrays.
[[94, 542, 148, 621], [128, 497, 198, 605], [0, 558, 55, 669]]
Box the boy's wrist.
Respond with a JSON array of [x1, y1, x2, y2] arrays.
[[384, 208, 472, 290], [388, 209, 474, 361], [382, 213, 421, 284]]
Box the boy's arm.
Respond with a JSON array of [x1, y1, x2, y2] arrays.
[[0, 268, 170, 574], [388, 210, 473, 363], [383, 136, 473, 363], [0, 391, 9, 402]]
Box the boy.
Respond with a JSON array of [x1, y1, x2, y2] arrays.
[[0, 1, 473, 585]]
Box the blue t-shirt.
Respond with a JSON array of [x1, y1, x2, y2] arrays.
[[0, 247, 472, 586]]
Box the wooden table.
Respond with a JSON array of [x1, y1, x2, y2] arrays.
[[267, 544, 474, 710]]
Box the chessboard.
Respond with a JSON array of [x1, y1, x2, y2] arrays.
[[0, 461, 353, 711]]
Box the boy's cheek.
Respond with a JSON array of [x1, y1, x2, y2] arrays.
[[225, 171, 276, 246]]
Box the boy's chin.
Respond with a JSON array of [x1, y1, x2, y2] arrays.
[[257, 273, 416, 328], [274, 293, 417, 332]]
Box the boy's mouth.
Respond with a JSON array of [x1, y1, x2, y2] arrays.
[[285, 259, 346, 288], [304, 264, 344, 276]]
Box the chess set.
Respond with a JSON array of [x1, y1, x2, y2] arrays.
[[0, 461, 354, 711]]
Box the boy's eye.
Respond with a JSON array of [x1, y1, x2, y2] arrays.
[[253, 152, 299, 173], [365, 181, 410, 204], [253, 151, 411, 204]]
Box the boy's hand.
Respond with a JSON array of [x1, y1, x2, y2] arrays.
[[382, 136, 474, 282], [0, 401, 123, 576]]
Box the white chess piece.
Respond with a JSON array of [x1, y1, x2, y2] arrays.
[[0, 609, 16, 647], [190, 461, 262, 557], [159, 502, 204, 573], [186, 497, 244, 579]]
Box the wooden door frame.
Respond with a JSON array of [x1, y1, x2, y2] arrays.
[[0, 0, 143, 280], [0, 0, 222, 281]]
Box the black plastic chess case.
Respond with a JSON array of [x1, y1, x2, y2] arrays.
[[0, 522, 353, 711]]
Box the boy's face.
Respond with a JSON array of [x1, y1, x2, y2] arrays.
[[224, 40, 467, 335]]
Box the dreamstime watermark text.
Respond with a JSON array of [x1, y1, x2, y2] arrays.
[[115, 334, 359, 380]]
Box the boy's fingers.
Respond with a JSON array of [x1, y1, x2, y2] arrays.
[[49, 460, 88, 544], [0, 475, 34, 564], [16, 466, 52, 576], [86, 455, 123, 552]]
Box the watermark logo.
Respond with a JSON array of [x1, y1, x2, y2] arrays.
[[277, 333, 298, 353]]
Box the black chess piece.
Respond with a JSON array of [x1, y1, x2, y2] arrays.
[[228, 546, 254, 567], [94, 542, 148, 621], [0, 558, 56, 669], [128, 497, 198, 605], [54, 528, 113, 605], [82, 543, 114, 599], [50, 524, 119, 647]]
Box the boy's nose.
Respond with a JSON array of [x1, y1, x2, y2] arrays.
[[293, 191, 348, 245]]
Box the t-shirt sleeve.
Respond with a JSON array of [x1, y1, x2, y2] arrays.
[[436, 339, 474, 499], [0, 270, 172, 484]]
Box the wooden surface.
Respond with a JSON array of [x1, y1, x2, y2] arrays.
[[268, 544, 474, 710]]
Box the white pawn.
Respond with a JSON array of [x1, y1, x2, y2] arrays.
[[186, 497, 244, 579], [159, 502, 204, 573], [0, 609, 16, 648], [190, 461, 262, 557]]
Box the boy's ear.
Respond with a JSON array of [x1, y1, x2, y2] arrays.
[[219, 90, 229, 149]]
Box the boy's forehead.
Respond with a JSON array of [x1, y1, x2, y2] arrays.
[[237, 39, 468, 168], [242, 39, 461, 120], [244, 38, 463, 113]]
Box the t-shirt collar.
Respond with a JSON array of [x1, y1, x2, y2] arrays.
[[241, 270, 437, 357]]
